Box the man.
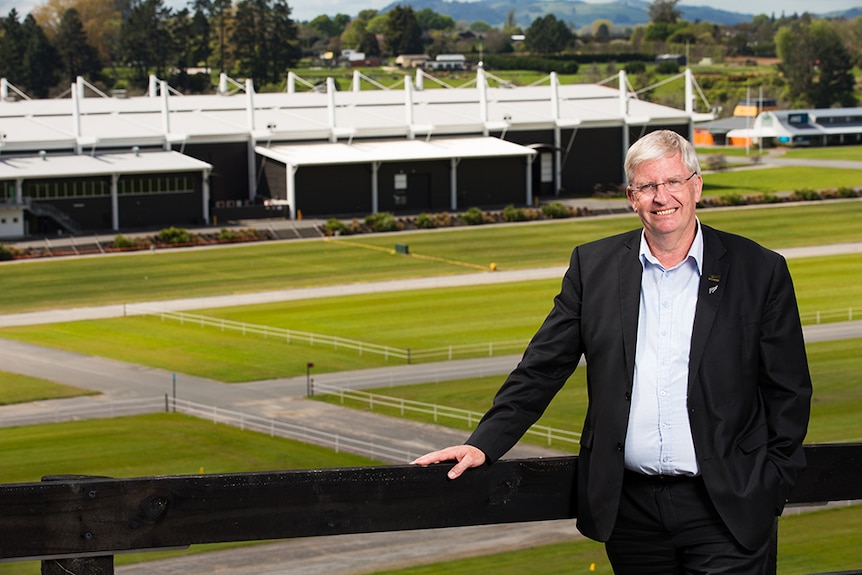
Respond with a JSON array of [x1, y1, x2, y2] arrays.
[[412, 130, 812, 574]]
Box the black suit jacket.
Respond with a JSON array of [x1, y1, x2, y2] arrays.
[[467, 224, 812, 550]]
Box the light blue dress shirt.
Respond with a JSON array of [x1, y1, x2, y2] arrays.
[[624, 222, 703, 476]]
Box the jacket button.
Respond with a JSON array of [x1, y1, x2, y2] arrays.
[[616, 441, 624, 451], [625, 392, 631, 401]]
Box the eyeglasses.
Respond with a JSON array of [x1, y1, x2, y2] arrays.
[[629, 171, 698, 197]]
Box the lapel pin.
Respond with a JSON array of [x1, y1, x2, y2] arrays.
[[709, 285, 718, 294]]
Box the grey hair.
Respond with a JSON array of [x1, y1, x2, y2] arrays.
[[624, 130, 700, 183]]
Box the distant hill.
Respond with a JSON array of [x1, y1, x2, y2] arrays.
[[379, 0, 855, 28]]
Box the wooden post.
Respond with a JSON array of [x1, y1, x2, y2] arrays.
[[40, 475, 115, 574], [42, 556, 113, 575]]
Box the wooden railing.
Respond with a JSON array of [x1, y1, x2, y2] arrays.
[[1, 444, 859, 574]]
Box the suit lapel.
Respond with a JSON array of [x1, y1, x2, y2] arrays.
[[689, 225, 729, 387], [619, 231, 643, 385]]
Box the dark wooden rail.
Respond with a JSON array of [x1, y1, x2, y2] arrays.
[[0, 444, 859, 572]]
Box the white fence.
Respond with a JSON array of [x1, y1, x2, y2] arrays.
[[0, 396, 420, 464], [150, 309, 528, 363], [313, 383, 581, 449], [150, 307, 858, 367], [801, 308, 857, 325]]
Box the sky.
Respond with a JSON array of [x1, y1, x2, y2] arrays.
[[1, 0, 859, 24]]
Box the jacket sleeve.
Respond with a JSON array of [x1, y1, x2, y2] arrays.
[[465, 247, 586, 462]]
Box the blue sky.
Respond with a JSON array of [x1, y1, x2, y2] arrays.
[[2, 0, 858, 24]]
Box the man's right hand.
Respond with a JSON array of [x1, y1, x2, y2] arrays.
[[411, 445, 486, 479]]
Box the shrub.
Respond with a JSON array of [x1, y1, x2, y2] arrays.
[[416, 213, 436, 229], [113, 235, 139, 249], [624, 61, 646, 74], [459, 207, 486, 225], [705, 155, 727, 171], [433, 212, 454, 227], [325, 218, 350, 235], [218, 228, 260, 241], [364, 212, 398, 233], [0, 244, 13, 261], [156, 227, 193, 245], [789, 188, 821, 202], [836, 186, 859, 198], [656, 61, 680, 75], [540, 202, 572, 219], [502, 204, 528, 222]]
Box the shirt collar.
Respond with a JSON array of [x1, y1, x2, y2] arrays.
[[638, 218, 704, 274]]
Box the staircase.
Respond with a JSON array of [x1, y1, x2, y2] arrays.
[[25, 201, 83, 235]]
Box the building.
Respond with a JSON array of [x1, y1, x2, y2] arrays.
[[425, 54, 467, 71], [0, 69, 707, 239], [693, 97, 780, 146], [726, 108, 862, 147]]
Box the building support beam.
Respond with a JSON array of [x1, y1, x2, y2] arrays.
[[110, 173, 119, 231]]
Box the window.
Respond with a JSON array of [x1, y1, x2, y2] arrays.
[[540, 152, 553, 183]]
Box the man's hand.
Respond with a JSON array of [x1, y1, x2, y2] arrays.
[[411, 445, 486, 479]]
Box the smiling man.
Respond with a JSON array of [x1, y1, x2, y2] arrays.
[[413, 130, 812, 574]]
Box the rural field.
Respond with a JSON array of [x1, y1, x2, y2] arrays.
[[0, 157, 860, 574]]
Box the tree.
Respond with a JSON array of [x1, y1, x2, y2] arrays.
[[0, 10, 26, 83], [776, 18, 856, 108], [189, 0, 212, 71], [231, 0, 298, 87], [21, 13, 60, 97], [384, 5, 423, 56], [503, 8, 520, 35], [340, 18, 368, 50], [55, 8, 101, 85], [169, 8, 194, 85], [649, 0, 681, 24], [591, 19, 612, 42], [209, 0, 232, 73], [415, 8, 454, 32], [119, 0, 173, 84], [525, 14, 573, 54], [32, 0, 121, 66], [308, 13, 349, 37], [268, 0, 298, 80]]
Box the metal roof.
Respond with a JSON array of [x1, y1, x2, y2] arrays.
[[0, 77, 695, 154], [255, 136, 536, 167], [725, 107, 862, 141], [0, 150, 212, 180]]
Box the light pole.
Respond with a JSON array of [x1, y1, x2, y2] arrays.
[[306, 362, 314, 397]]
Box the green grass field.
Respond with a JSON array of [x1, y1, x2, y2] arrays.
[[1, 200, 860, 315], [701, 167, 862, 197], [0, 370, 94, 404], [1, 252, 858, 381]]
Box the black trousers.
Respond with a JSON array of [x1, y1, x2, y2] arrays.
[[605, 470, 776, 575]]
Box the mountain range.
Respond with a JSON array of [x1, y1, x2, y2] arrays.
[[381, 0, 861, 28]]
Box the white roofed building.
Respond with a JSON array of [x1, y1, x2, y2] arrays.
[[0, 70, 707, 239]]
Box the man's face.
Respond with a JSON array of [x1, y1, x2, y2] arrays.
[[626, 153, 702, 243]]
